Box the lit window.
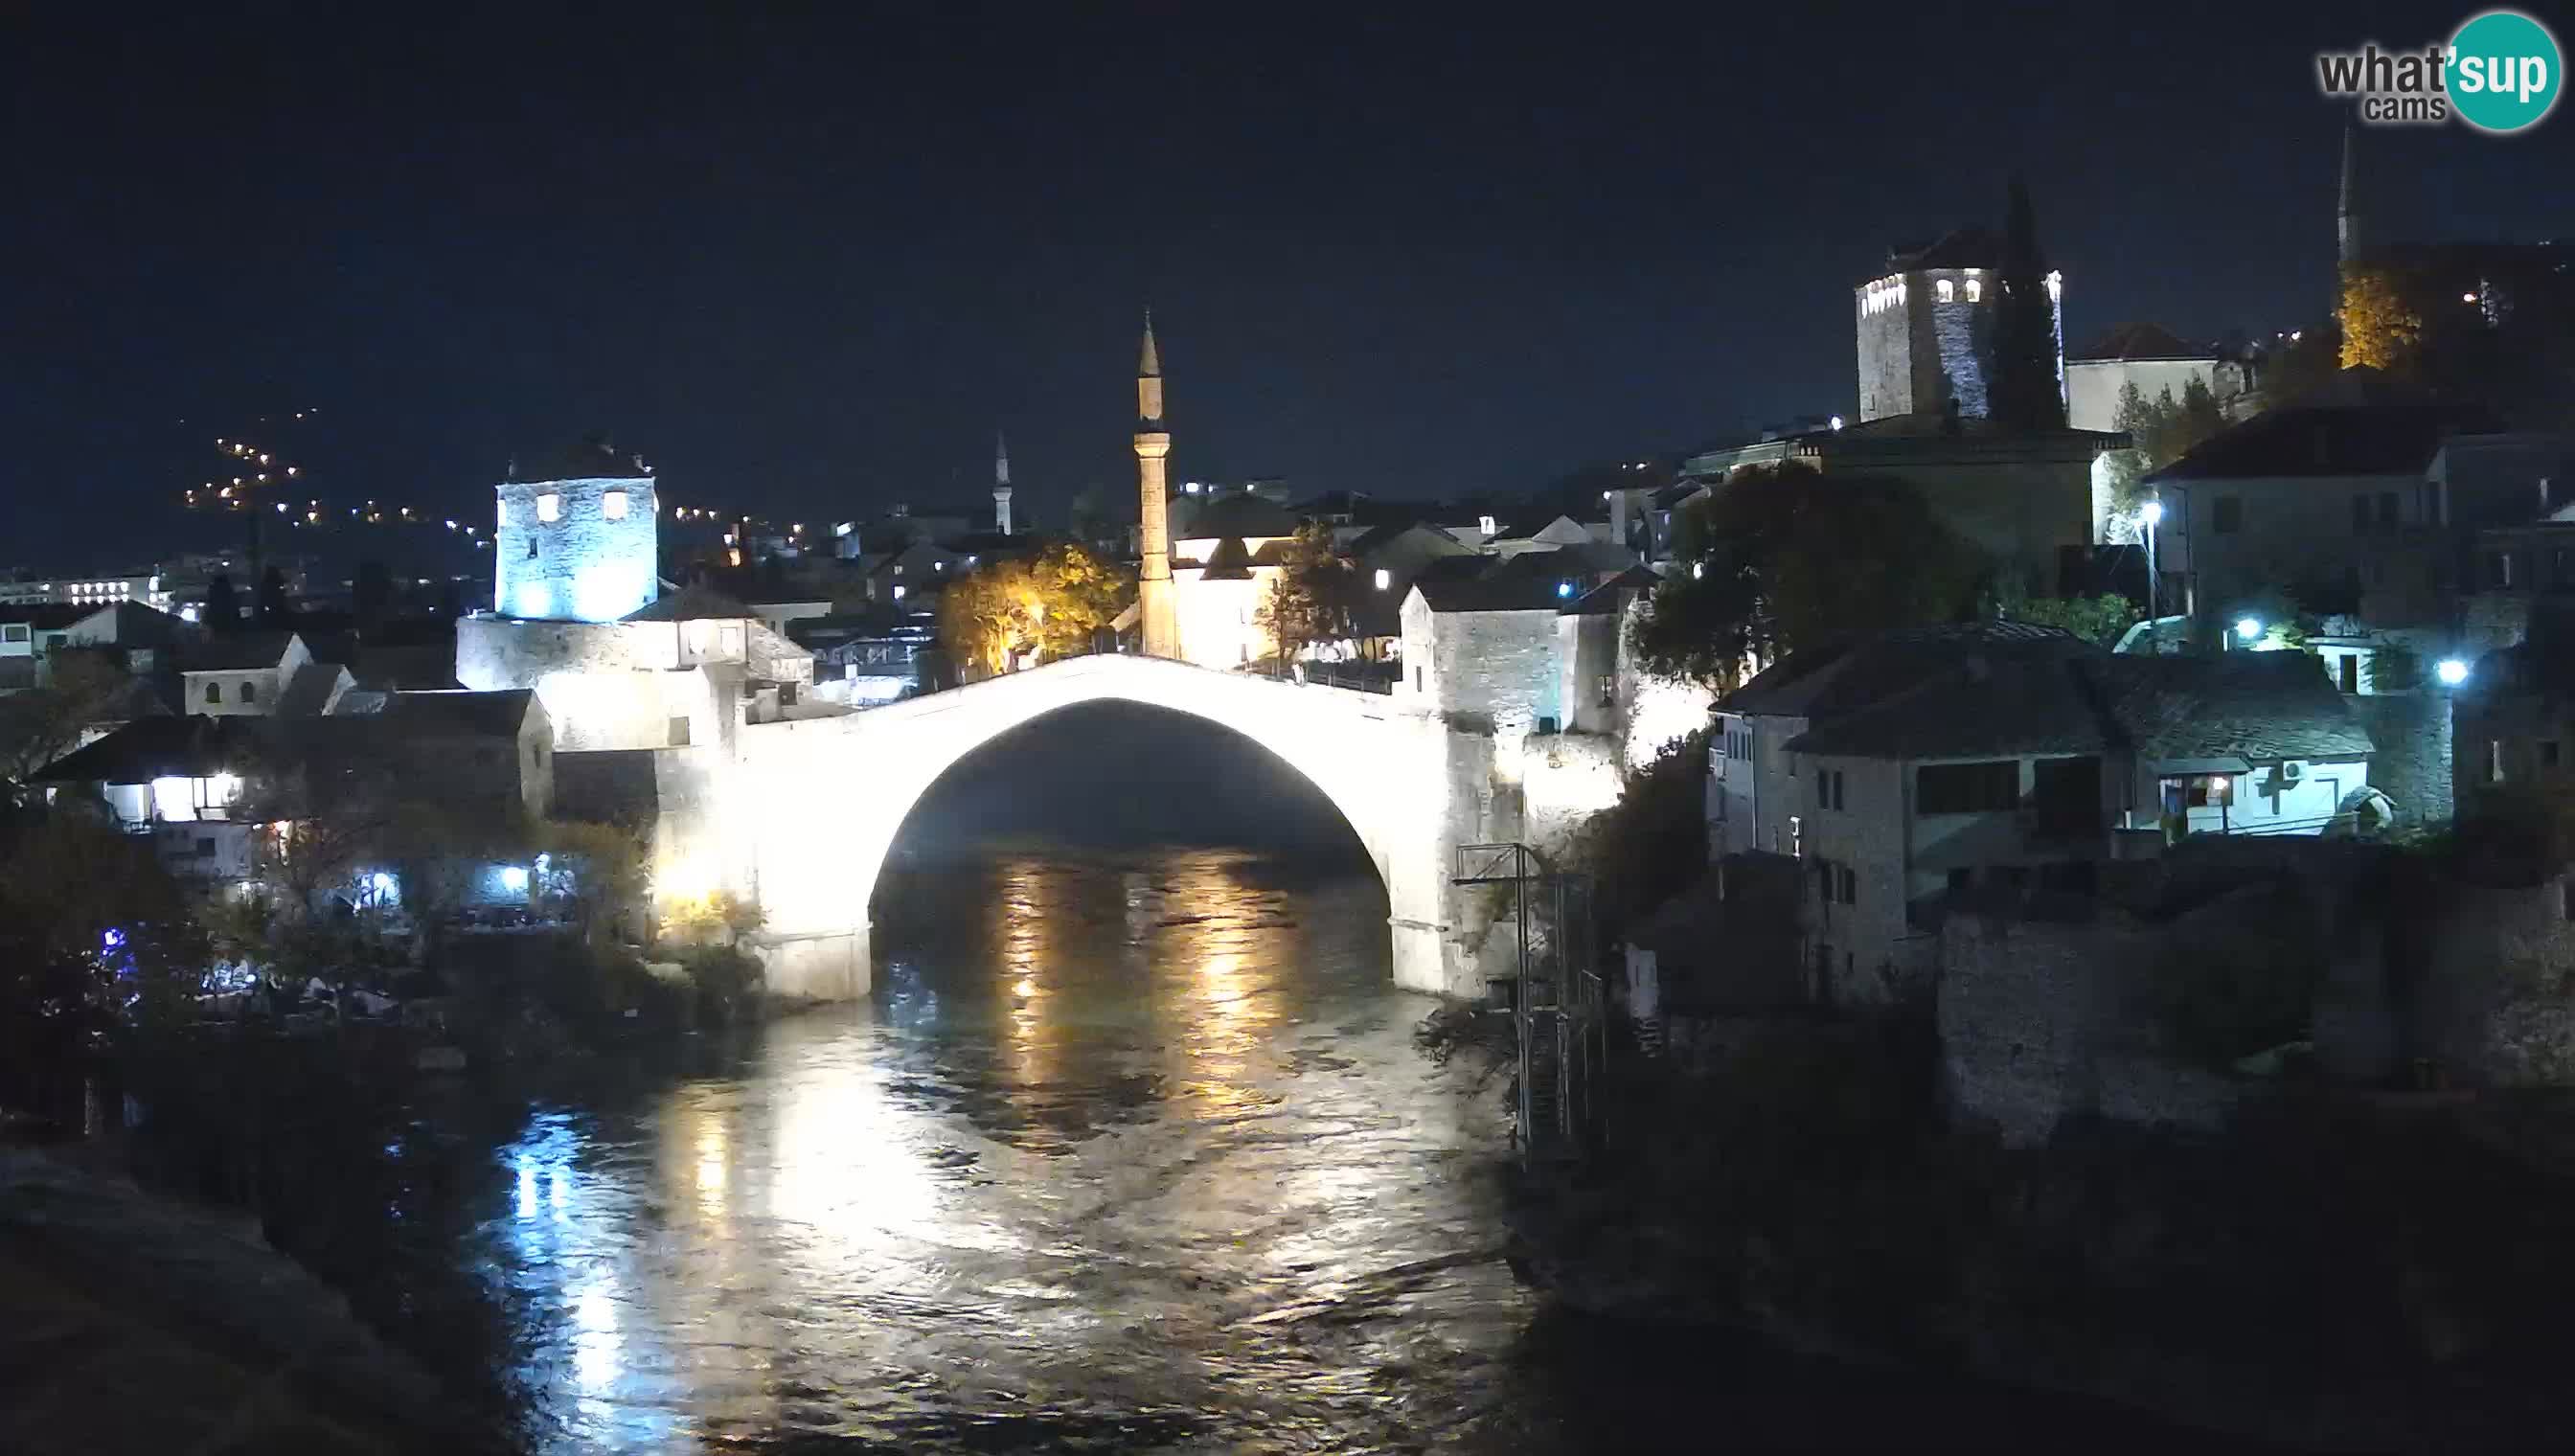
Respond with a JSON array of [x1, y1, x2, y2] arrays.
[[1375, 568, 1391, 591], [602, 489, 628, 520], [1965, 279, 1983, 303], [1936, 279, 1955, 303], [536, 492, 561, 522]]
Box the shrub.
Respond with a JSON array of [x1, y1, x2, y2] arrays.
[[680, 944, 762, 1026]]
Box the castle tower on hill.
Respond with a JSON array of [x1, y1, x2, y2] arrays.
[[493, 435, 660, 623], [1854, 229, 2064, 423], [1134, 312, 1180, 658]]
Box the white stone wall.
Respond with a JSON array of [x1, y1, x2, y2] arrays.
[[1710, 709, 1809, 858], [494, 475, 659, 623], [1172, 569, 1275, 670], [457, 614, 813, 751], [1424, 608, 1561, 734]]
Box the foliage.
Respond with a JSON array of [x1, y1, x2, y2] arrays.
[[936, 541, 1133, 676], [1255, 522, 1363, 664], [536, 817, 649, 943], [679, 944, 763, 1025], [2338, 264, 2423, 373], [1564, 731, 1710, 944], [1990, 583, 2139, 647], [0, 814, 207, 1109], [1985, 175, 2066, 432], [255, 565, 291, 626], [661, 889, 765, 946], [2361, 637, 2420, 692], [1629, 463, 1987, 688], [2113, 376, 2225, 473], [202, 573, 239, 630], [2158, 888, 2321, 1066], [0, 650, 133, 806]]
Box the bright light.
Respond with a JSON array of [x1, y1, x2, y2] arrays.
[[2141, 499, 2165, 527], [1374, 568, 1391, 591], [1830, 415, 1845, 431], [2463, 292, 2479, 304], [1557, 580, 1575, 599], [603, 489, 628, 520], [536, 492, 561, 522], [179, 604, 200, 624], [1478, 514, 1497, 535], [370, 872, 396, 893], [2235, 617, 2262, 642], [499, 865, 530, 893], [892, 584, 906, 601], [2437, 657, 2471, 686]]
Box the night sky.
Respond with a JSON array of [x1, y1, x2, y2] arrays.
[[8, 2, 2572, 568]]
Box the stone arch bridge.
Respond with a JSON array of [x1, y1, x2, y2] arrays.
[[686, 654, 1604, 1001]]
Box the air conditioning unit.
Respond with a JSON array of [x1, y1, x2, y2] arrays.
[[2276, 761, 2304, 785]]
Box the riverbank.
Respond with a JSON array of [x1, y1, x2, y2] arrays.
[[1505, 1024, 2575, 1452], [0, 1147, 510, 1455]]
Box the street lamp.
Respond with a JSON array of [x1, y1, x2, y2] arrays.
[[2140, 499, 2164, 651], [2235, 616, 2263, 644], [2436, 657, 2470, 686]]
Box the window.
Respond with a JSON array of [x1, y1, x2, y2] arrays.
[[1815, 768, 1844, 809], [239, 681, 257, 705], [536, 492, 561, 522], [1789, 815, 1802, 858], [1936, 278, 1955, 303], [603, 489, 628, 520], [195, 837, 215, 858], [2490, 552, 2515, 589], [205, 681, 222, 704], [2212, 496, 2243, 534], [2170, 773, 2233, 808], [1414, 667, 1424, 693], [1597, 673, 1616, 706], [2378, 491, 2399, 529], [2491, 739, 2505, 784], [1916, 761, 2018, 814], [1832, 770, 1845, 809], [1965, 278, 1983, 303], [1838, 864, 1857, 904], [670, 717, 692, 747], [1, 624, 25, 643], [526, 536, 538, 560], [2339, 654, 2359, 694]]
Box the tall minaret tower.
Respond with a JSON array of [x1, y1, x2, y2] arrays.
[[992, 430, 1014, 536], [2336, 122, 2363, 267], [1133, 310, 1180, 658]]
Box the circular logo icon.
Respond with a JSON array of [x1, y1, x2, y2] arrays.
[[2450, 10, 2563, 133]]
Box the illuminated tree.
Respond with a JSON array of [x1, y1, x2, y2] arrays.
[[936, 542, 1132, 676], [2339, 265, 2423, 372]]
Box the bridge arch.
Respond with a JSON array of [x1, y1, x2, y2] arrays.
[[725, 655, 1483, 1001]]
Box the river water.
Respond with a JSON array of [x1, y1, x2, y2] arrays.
[[359, 844, 2221, 1454]]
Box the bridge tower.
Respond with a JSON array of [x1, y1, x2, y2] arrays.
[[1134, 311, 1181, 658]]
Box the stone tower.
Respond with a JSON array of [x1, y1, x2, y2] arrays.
[[1134, 311, 1180, 658], [493, 436, 659, 623], [993, 430, 1014, 536], [1854, 229, 2062, 423]]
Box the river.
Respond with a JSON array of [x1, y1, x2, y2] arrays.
[[308, 842, 2212, 1454]]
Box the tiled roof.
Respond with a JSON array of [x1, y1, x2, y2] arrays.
[[1178, 492, 1302, 540], [1414, 570, 1570, 614], [1785, 651, 2113, 759], [0, 603, 92, 630], [1723, 622, 2081, 718], [376, 688, 538, 739], [2086, 652, 2373, 762], [271, 661, 349, 718], [1197, 536, 1256, 581], [622, 585, 755, 622], [36, 716, 252, 784], [1561, 565, 1662, 617], [2145, 398, 2505, 482]]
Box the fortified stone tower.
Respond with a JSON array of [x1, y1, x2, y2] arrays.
[[493, 436, 660, 623], [1134, 312, 1180, 658], [1854, 229, 2063, 422], [992, 430, 1014, 537]]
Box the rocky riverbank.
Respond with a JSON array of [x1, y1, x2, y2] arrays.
[[0, 1148, 509, 1456], [1506, 1029, 2575, 1452]]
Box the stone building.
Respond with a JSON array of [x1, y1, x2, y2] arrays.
[[493, 437, 660, 625], [1854, 228, 2062, 424], [1167, 490, 1300, 671], [2063, 322, 2250, 434]]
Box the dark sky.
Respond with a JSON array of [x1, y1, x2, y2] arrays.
[[7, 2, 2571, 568]]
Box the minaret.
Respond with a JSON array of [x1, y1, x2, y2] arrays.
[[2336, 122, 2362, 267], [992, 430, 1014, 536], [1134, 310, 1180, 658]]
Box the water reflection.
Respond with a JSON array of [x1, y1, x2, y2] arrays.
[[473, 849, 1532, 1452]]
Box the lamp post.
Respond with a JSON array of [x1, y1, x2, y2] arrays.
[[2141, 499, 2164, 652]]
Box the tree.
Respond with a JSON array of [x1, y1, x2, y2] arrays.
[[1256, 522, 1362, 665], [255, 565, 291, 626], [2339, 265, 2423, 373], [0, 651, 131, 808], [202, 573, 240, 632], [936, 542, 1132, 677], [1986, 174, 2066, 432], [1991, 582, 2139, 647], [1629, 463, 1987, 688]]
